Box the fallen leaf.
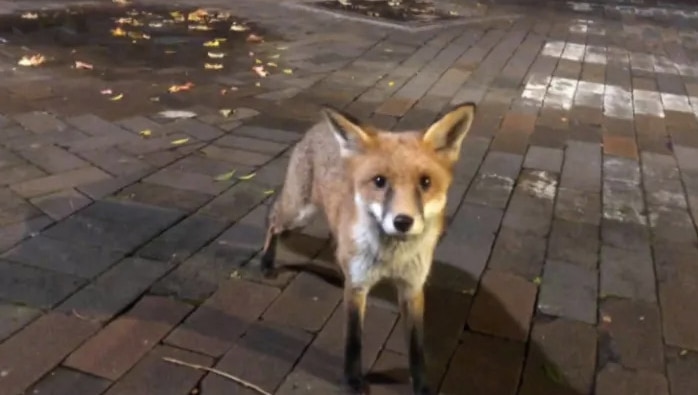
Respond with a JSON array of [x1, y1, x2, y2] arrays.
[[148, 21, 163, 28], [204, 63, 224, 70], [109, 93, 124, 101], [164, 50, 177, 54], [269, 54, 280, 59], [532, 276, 542, 285], [171, 138, 190, 145], [139, 129, 152, 137], [111, 27, 127, 37], [74, 61, 93, 70], [543, 363, 566, 385], [246, 33, 264, 43], [263, 189, 275, 195], [255, 82, 261, 87], [207, 52, 225, 58], [189, 24, 212, 31], [238, 172, 256, 180], [680, 349, 689, 356], [18, 54, 46, 67], [277, 46, 288, 50], [282, 68, 293, 75], [168, 82, 194, 93], [188, 9, 209, 22], [112, 0, 131, 4], [230, 22, 249, 31], [449, 10, 459, 15], [203, 39, 220, 47], [253, 65, 268, 77], [21, 12, 39, 19], [338, 0, 351, 5], [601, 314, 612, 323], [388, 81, 395, 87], [267, 62, 278, 67], [158, 110, 197, 119], [100, 89, 113, 95], [214, 169, 237, 181], [219, 108, 233, 117]]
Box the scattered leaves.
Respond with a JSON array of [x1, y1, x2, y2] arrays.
[[207, 52, 225, 59], [18, 54, 46, 67], [109, 93, 124, 101], [21, 12, 39, 19], [253, 65, 268, 77], [171, 138, 190, 145], [74, 61, 94, 70], [214, 170, 237, 181], [204, 63, 224, 70], [238, 172, 256, 181], [219, 108, 233, 118], [246, 33, 264, 44], [139, 129, 152, 137], [168, 82, 194, 93]]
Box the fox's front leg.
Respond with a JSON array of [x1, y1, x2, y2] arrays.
[[400, 286, 431, 395], [343, 284, 368, 394]]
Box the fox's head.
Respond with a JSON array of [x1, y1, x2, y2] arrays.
[[323, 103, 476, 238]]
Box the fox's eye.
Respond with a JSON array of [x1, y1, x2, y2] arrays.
[[419, 175, 431, 191], [373, 175, 387, 189]]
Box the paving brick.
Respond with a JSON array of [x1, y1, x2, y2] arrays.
[[491, 112, 537, 154], [641, 151, 687, 209], [0, 187, 42, 226], [65, 295, 193, 380], [601, 218, 650, 251], [547, 219, 599, 270], [0, 302, 40, 342], [603, 178, 646, 225], [43, 200, 182, 252], [655, 245, 698, 351], [101, 345, 213, 395], [3, 234, 125, 279], [65, 133, 141, 153], [137, 214, 228, 263], [501, 170, 557, 236], [648, 206, 698, 244], [538, 260, 597, 324], [77, 147, 152, 176], [14, 111, 68, 134], [598, 298, 663, 372], [67, 113, 132, 136], [487, 227, 546, 280], [434, 204, 503, 291], [25, 367, 111, 395], [115, 181, 213, 213], [600, 245, 656, 302], [519, 318, 597, 395], [441, 332, 525, 395], [198, 181, 269, 222], [144, 168, 229, 196], [603, 134, 638, 159], [674, 145, 698, 172], [234, 126, 301, 144], [0, 164, 46, 186], [595, 363, 669, 395], [560, 141, 602, 191], [468, 270, 537, 342], [165, 279, 279, 357], [667, 349, 698, 395], [117, 132, 197, 156], [200, 321, 313, 394], [216, 134, 289, 155], [523, 145, 563, 173], [0, 312, 99, 395], [29, 188, 92, 220], [365, 350, 412, 395], [0, 215, 53, 252], [0, 259, 84, 309], [465, 151, 523, 209], [17, 145, 88, 173], [263, 272, 342, 332], [57, 257, 173, 323], [10, 166, 111, 198], [171, 118, 223, 141]]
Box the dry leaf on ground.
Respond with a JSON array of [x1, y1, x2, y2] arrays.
[[74, 61, 94, 70], [168, 82, 194, 93], [18, 54, 46, 67]]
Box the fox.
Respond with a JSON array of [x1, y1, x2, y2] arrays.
[[260, 102, 476, 395]]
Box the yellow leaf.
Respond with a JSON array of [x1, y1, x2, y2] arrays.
[[219, 108, 233, 117], [171, 138, 190, 145], [532, 276, 542, 285], [204, 63, 223, 70], [269, 54, 280, 59], [75, 60, 93, 70], [277, 46, 288, 50], [214, 169, 237, 181], [238, 172, 256, 181], [207, 52, 225, 59], [263, 189, 275, 195], [203, 39, 220, 47], [267, 62, 278, 67], [388, 81, 395, 87], [255, 58, 262, 64], [111, 27, 127, 37], [18, 54, 46, 67], [282, 68, 293, 75], [139, 129, 152, 137], [246, 33, 264, 44], [230, 22, 249, 31], [188, 24, 212, 31], [168, 82, 194, 93], [21, 12, 38, 19], [255, 82, 261, 87], [252, 65, 268, 77], [109, 93, 124, 101]]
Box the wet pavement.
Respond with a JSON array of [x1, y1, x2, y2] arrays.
[[1, 0, 698, 394]]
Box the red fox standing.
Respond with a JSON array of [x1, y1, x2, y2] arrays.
[[260, 103, 476, 394]]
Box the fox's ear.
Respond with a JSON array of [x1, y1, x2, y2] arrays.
[[422, 103, 476, 163], [322, 106, 374, 157]]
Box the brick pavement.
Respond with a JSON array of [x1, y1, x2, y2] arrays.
[[1, 0, 698, 394]]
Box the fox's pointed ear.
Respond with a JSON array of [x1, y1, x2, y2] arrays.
[[422, 103, 476, 163], [322, 106, 374, 157]]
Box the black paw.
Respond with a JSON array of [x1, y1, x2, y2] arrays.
[[342, 375, 369, 394]]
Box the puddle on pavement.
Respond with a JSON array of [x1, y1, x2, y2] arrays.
[[0, 4, 270, 75], [315, 0, 461, 23]]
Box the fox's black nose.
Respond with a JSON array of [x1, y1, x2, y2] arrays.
[[393, 215, 414, 233]]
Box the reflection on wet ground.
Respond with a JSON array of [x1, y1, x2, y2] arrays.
[[315, 0, 462, 23]]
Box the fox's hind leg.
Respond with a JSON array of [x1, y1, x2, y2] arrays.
[[260, 150, 316, 277]]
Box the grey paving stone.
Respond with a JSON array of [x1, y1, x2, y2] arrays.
[[57, 257, 173, 323], [24, 367, 111, 395], [0, 259, 85, 309], [560, 141, 601, 191], [648, 205, 698, 244], [523, 145, 563, 173], [548, 219, 599, 270], [600, 245, 656, 302], [487, 227, 546, 280], [555, 187, 602, 225], [2, 235, 125, 279], [538, 260, 597, 324], [601, 218, 650, 251], [465, 151, 522, 209]]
